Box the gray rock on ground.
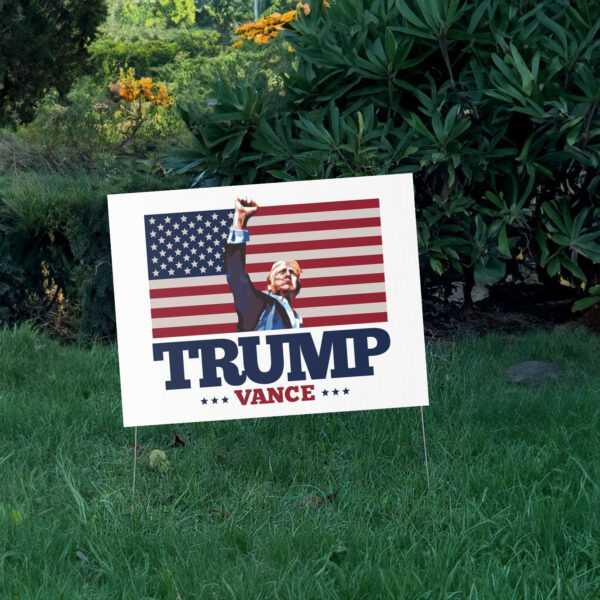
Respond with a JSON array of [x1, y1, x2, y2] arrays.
[[505, 361, 561, 386]]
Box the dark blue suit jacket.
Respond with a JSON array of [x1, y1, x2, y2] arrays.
[[224, 242, 294, 332]]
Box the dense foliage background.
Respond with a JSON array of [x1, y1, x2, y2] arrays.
[[0, 0, 599, 341]]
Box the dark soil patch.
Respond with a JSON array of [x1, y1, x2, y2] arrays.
[[422, 281, 595, 339]]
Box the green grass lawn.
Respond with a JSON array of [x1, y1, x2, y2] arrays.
[[1, 325, 599, 599]]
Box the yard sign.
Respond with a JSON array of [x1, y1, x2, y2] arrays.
[[108, 175, 428, 426]]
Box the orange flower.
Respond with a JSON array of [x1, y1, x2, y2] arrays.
[[296, 2, 310, 15], [140, 77, 153, 100], [232, 40, 244, 48]]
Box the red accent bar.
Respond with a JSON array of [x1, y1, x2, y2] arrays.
[[149, 272, 385, 299], [245, 253, 384, 274], [246, 235, 383, 255], [259, 198, 379, 216], [302, 312, 388, 328], [250, 216, 380, 236]]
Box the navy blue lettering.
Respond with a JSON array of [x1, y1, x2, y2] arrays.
[[197, 338, 245, 387], [153, 341, 199, 390], [240, 335, 285, 384]]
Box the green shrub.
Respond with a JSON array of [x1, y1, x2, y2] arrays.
[[169, 0, 600, 305], [90, 38, 181, 75], [0, 172, 191, 341]]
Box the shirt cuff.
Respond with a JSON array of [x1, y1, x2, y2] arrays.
[[227, 228, 250, 244]]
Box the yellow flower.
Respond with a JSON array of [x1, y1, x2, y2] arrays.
[[559, 275, 572, 288], [232, 40, 244, 48], [11, 509, 22, 524]]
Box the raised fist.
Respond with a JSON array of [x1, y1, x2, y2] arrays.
[[233, 197, 259, 229]]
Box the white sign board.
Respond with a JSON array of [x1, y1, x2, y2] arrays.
[[108, 175, 428, 426]]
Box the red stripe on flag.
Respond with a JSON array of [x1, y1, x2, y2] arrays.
[[152, 323, 237, 338], [250, 216, 380, 236], [151, 303, 235, 319], [149, 272, 385, 299], [293, 292, 387, 308], [245, 254, 384, 273], [151, 311, 389, 338], [151, 292, 387, 319], [302, 312, 388, 328], [246, 235, 383, 255], [259, 198, 379, 216]]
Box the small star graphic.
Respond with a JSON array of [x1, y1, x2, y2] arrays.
[[181, 215, 187, 222], [332, 389, 339, 396], [148, 217, 156, 225], [222, 397, 228, 404], [201, 398, 208, 405], [165, 216, 171, 223], [343, 388, 349, 395], [212, 397, 218, 404], [322, 389, 329, 396]]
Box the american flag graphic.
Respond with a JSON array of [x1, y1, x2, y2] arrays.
[[145, 198, 388, 338]]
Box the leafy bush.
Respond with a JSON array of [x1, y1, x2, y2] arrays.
[[115, 0, 197, 28], [170, 0, 600, 306], [0, 0, 107, 125], [0, 172, 190, 341], [89, 30, 221, 76]]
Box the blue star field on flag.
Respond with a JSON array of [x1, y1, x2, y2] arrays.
[[144, 209, 234, 280]]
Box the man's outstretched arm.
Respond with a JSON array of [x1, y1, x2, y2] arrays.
[[224, 198, 264, 331]]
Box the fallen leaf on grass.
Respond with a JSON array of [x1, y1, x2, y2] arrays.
[[168, 431, 186, 448], [130, 444, 150, 454], [209, 506, 230, 519], [301, 491, 339, 506]]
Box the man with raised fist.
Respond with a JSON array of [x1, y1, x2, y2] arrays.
[[224, 198, 303, 331]]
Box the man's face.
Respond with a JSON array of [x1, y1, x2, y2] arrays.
[[267, 261, 301, 299]]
